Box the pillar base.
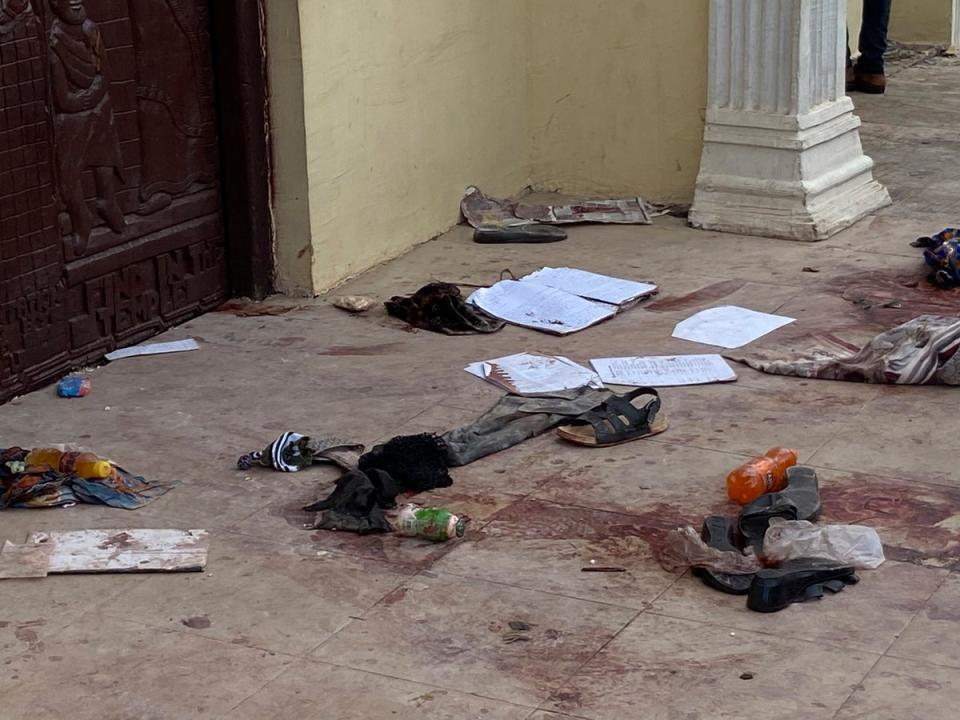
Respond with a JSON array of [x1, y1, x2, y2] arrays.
[[689, 101, 891, 242]]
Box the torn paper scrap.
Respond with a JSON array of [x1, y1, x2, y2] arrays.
[[465, 353, 603, 395], [521, 267, 657, 307], [468, 280, 617, 335], [29, 529, 209, 574], [672, 306, 795, 349], [461, 187, 652, 229], [591, 354, 737, 387], [105, 339, 199, 361], [461, 186, 535, 229], [514, 197, 651, 225]]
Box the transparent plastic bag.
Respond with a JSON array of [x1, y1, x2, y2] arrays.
[[763, 518, 885, 569], [657, 526, 762, 575]]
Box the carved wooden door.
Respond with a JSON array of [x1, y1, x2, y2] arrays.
[[1, 0, 227, 402]]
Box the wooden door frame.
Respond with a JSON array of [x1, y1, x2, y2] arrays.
[[208, 0, 274, 300]]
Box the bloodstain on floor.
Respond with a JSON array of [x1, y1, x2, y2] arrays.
[[489, 499, 706, 552], [316, 343, 401, 356], [646, 280, 743, 313], [820, 474, 960, 567]]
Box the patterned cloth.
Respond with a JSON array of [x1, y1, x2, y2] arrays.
[[237, 433, 363, 473], [0, 447, 176, 509], [913, 228, 960, 288], [727, 315, 960, 385]]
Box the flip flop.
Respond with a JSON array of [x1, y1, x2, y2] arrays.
[[473, 225, 568, 243], [739, 466, 822, 556], [556, 388, 668, 447], [692, 516, 755, 595], [747, 559, 859, 613]]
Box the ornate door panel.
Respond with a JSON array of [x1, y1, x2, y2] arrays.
[[0, 0, 227, 402]]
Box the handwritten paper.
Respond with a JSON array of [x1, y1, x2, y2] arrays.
[[521, 267, 657, 307], [590, 354, 737, 387], [465, 352, 603, 395], [672, 306, 795, 349], [468, 280, 617, 335]]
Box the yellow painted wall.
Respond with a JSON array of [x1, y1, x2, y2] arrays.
[[889, 0, 952, 44], [297, 0, 530, 292], [270, 0, 710, 292], [267, 0, 313, 295], [527, 0, 709, 203]]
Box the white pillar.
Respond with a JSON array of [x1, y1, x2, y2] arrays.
[[689, 0, 890, 242], [951, 0, 960, 55]]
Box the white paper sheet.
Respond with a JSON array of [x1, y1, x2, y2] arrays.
[[521, 267, 657, 306], [105, 338, 199, 361], [590, 354, 737, 387], [468, 280, 617, 335], [465, 352, 603, 395], [672, 306, 795, 349]]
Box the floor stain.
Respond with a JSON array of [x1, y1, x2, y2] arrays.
[[317, 343, 401, 356], [821, 475, 960, 566], [181, 615, 212, 630], [646, 280, 743, 313], [216, 302, 305, 317]]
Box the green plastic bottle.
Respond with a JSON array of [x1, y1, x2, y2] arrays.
[[395, 505, 465, 542]]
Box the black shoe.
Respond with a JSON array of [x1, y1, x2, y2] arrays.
[[747, 559, 859, 613], [739, 466, 822, 555], [692, 516, 754, 595]]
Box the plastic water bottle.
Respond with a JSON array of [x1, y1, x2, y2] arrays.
[[395, 505, 465, 542], [25, 448, 113, 479], [57, 377, 91, 398], [726, 447, 798, 505]]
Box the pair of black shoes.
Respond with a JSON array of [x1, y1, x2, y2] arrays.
[[694, 466, 859, 612]]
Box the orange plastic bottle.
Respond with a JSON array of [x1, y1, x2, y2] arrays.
[[726, 447, 798, 505], [25, 448, 113, 479]]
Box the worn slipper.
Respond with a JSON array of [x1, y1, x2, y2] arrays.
[[739, 465, 821, 555], [473, 225, 567, 243], [747, 559, 859, 613], [556, 388, 668, 447], [692, 516, 755, 595]]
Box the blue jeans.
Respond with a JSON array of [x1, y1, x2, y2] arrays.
[[847, 0, 893, 74]]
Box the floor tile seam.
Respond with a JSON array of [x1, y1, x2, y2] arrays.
[[412, 566, 647, 612], [531, 608, 645, 717], [299, 655, 546, 710], [878, 570, 954, 658], [93, 609, 308, 660], [881, 650, 960, 672], [215, 526, 428, 573], [213, 662, 296, 720], [828, 652, 886, 720], [312, 657, 548, 712], [220, 526, 433, 574], [803, 460, 960, 489], [643, 609, 888, 658]]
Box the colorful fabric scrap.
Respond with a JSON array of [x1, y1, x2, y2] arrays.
[[0, 447, 176, 510], [726, 315, 960, 385], [912, 228, 960, 288]]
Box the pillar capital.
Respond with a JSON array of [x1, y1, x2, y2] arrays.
[[690, 0, 890, 241]]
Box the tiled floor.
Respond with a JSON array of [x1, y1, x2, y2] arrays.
[[2, 61, 959, 718]]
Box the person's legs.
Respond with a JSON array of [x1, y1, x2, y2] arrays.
[[857, 0, 893, 74]]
